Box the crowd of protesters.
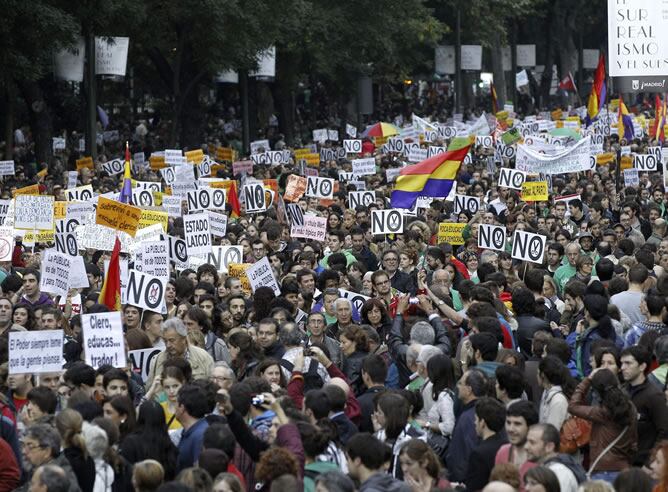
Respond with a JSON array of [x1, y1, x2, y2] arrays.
[[2, 92, 668, 492]]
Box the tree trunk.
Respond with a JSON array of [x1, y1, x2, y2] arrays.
[[491, 33, 507, 108], [18, 80, 53, 166], [274, 48, 296, 146], [3, 85, 14, 160]]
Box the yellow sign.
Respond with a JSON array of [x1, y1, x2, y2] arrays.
[[95, 196, 142, 237], [294, 148, 312, 159], [23, 229, 55, 243], [303, 153, 320, 167], [228, 263, 252, 294], [54, 201, 68, 220], [185, 149, 204, 164], [211, 164, 226, 176], [152, 191, 163, 206], [521, 181, 549, 201], [551, 109, 563, 121], [138, 209, 168, 232], [620, 155, 633, 170], [76, 157, 94, 170], [36, 168, 48, 178], [149, 155, 166, 170], [437, 223, 466, 245], [13, 184, 40, 197], [596, 153, 615, 165], [216, 147, 235, 162], [495, 111, 509, 121]]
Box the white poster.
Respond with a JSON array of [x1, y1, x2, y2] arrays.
[[291, 215, 327, 242], [516, 136, 593, 174], [141, 240, 169, 280], [478, 224, 507, 252], [250, 46, 276, 78], [435, 45, 456, 74], [8, 330, 64, 374], [246, 257, 281, 295], [511, 230, 546, 264], [128, 348, 164, 383], [40, 249, 72, 297], [0, 161, 15, 176], [126, 270, 167, 314], [162, 195, 182, 217], [14, 195, 54, 230], [82, 312, 126, 369], [305, 176, 334, 199], [371, 209, 404, 235], [0, 227, 14, 261], [95, 37, 130, 76], [351, 158, 376, 176], [207, 245, 243, 274], [516, 45, 536, 67], [498, 168, 527, 190], [608, 1, 668, 77], [461, 45, 482, 71], [583, 49, 600, 70], [183, 212, 212, 256], [208, 211, 228, 237], [54, 37, 85, 82]]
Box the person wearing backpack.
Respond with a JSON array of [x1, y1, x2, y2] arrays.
[[525, 423, 586, 492], [298, 422, 341, 492]]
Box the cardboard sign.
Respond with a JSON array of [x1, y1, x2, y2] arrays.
[[140, 240, 169, 279], [348, 191, 376, 209], [498, 168, 527, 190], [129, 348, 164, 383], [208, 211, 228, 237], [54, 232, 79, 256], [243, 182, 268, 213], [344, 139, 362, 154], [184, 212, 212, 256], [634, 154, 658, 172], [246, 257, 281, 296], [511, 230, 546, 264], [521, 181, 549, 201], [95, 196, 142, 237], [305, 176, 334, 199], [76, 156, 94, 170], [0, 227, 14, 261], [186, 188, 227, 212], [67, 184, 94, 202], [14, 195, 54, 230], [291, 215, 327, 242], [126, 270, 167, 313], [40, 249, 72, 297], [8, 330, 64, 375], [351, 158, 376, 176], [453, 195, 480, 214], [478, 224, 507, 252], [371, 209, 404, 235], [0, 160, 15, 176], [207, 245, 243, 274], [162, 195, 182, 217], [101, 158, 124, 175], [437, 223, 466, 245], [82, 312, 126, 369]]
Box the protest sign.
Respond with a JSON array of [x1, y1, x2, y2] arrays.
[[634, 154, 658, 172], [101, 158, 124, 175], [82, 312, 126, 369], [40, 249, 72, 297], [15, 195, 54, 230], [437, 223, 466, 245], [138, 210, 168, 232], [186, 188, 227, 212], [228, 263, 252, 295], [348, 191, 376, 209], [67, 171, 78, 189], [498, 168, 527, 190], [54, 232, 78, 256], [305, 177, 334, 199], [8, 330, 63, 375], [128, 348, 164, 383], [232, 160, 253, 176], [126, 270, 167, 313], [184, 212, 211, 256], [453, 195, 480, 214], [243, 182, 267, 213], [246, 257, 280, 296], [76, 157, 94, 170], [478, 224, 507, 251], [0, 160, 15, 176], [207, 245, 242, 274], [624, 168, 640, 187], [371, 210, 404, 235], [346, 124, 357, 138], [13, 184, 40, 197], [291, 215, 327, 242], [344, 139, 362, 153], [352, 158, 376, 176], [511, 230, 546, 264], [521, 181, 549, 201], [516, 136, 593, 174], [67, 184, 94, 202], [338, 289, 371, 312], [95, 196, 142, 237], [0, 227, 14, 261], [208, 211, 228, 237], [140, 240, 169, 279], [162, 196, 182, 217], [286, 203, 304, 226]]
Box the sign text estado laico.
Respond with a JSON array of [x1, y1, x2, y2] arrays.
[[95, 196, 142, 237]]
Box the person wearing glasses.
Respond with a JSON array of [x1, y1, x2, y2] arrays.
[[19, 424, 81, 492], [209, 362, 236, 391], [380, 250, 415, 295], [306, 312, 341, 368]]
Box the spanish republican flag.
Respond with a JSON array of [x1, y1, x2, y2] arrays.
[[617, 96, 634, 141], [99, 237, 122, 311], [586, 53, 607, 125], [391, 139, 472, 209], [228, 181, 241, 218]]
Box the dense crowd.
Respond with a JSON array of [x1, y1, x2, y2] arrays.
[[2, 96, 668, 492]]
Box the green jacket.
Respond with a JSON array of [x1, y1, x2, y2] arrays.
[[304, 461, 340, 492], [320, 250, 357, 268]]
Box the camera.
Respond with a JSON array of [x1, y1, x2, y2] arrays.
[[303, 347, 314, 357], [251, 395, 265, 406], [409, 297, 420, 305]]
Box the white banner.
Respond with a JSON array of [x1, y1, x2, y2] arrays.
[[516, 136, 593, 174], [291, 216, 327, 242], [246, 257, 280, 295], [95, 37, 129, 76], [461, 45, 482, 71], [435, 45, 455, 74], [516, 45, 536, 67], [40, 249, 72, 297], [82, 312, 126, 369], [54, 37, 85, 82], [9, 330, 64, 374], [15, 195, 54, 230]]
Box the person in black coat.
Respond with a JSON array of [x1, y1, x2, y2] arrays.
[[381, 250, 416, 294], [339, 326, 370, 396], [464, 397, 508, 492], [324, 385, 358, 445], [357, 354, 388, 433], [512, 287, 550, 359]]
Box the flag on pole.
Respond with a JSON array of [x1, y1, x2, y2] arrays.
[[617, 96, 634, 141], [98, 237, 122, 311], [228, 181, 241, 218], [586, 54, 607, 125], [119, 142, 132, 204], [558, 72, 577, 93], [391, 139, 472, 209]]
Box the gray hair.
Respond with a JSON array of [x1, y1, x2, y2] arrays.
[[409, 321, 435, 345], [406, 344, 421, 367], [417, 345, 442, 366], [315, 470, 356, 492], [82, 422, 108, 460], [25, 424, 61, 458], [162, 317, 187, 337], [35, 465, 69, 492], [279, 324, 306, 347], [334, 298, 352, 310], [480, 250, 498, 264]]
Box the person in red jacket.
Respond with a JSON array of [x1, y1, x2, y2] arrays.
[[0, 437, 20, 492]]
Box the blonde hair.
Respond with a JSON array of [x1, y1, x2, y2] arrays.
[[55, 408, 88, 459], [132, 460, 164, 492]]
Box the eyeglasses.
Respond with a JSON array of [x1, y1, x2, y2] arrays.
[[383, 257, 398, 262], [22, 442, 44, 451], [210, 376, 233, 382]]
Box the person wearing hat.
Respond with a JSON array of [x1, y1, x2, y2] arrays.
[[576, 232, 599, 262]]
